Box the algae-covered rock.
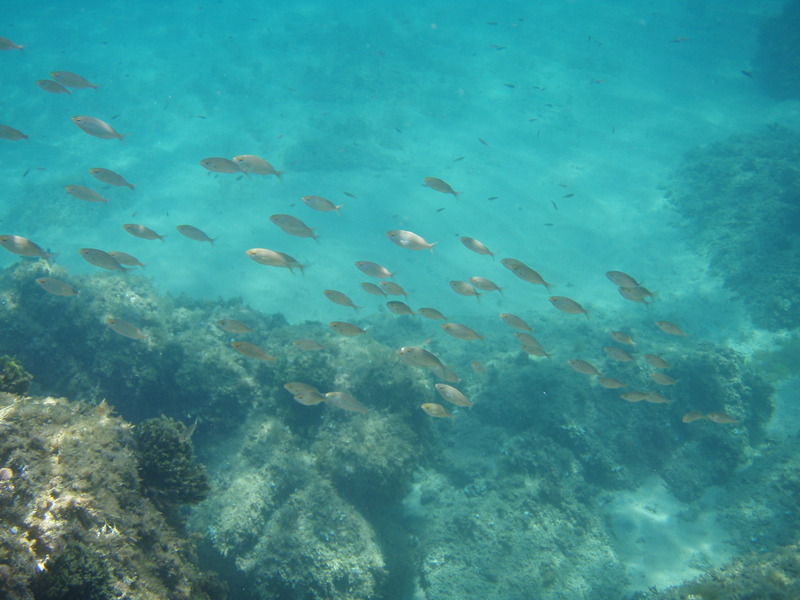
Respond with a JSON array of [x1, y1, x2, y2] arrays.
[[665, 125, 800, 330], [243, 479, 387, 600], [0, 393, 223, 600]]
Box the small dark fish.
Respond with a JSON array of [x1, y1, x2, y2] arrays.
[[343, 191, 356, 198], [478, 138, 489, 147], [741, 70, 753, 78], [562, 193, 574, 198]]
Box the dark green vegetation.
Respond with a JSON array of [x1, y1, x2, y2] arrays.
[[29, 542, 112, 600], [134, 416, 210, 514], [666, 125, 800, 330], [755, 0, 800, 100], [0, 355, 33, 394]]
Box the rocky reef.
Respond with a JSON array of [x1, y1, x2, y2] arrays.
[[0, 393, 223, 600], [0, 257, 789, 599], [665, 125, 800, 330]]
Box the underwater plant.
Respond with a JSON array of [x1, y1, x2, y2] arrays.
[[0, 355, 32, 394], [134, 416, 210, 515], [29, 541, 112, 600]]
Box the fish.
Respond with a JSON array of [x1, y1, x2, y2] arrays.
[[199, 157, 241, 173], [418, 307, 447, 320], [292, 339, 325, 351], [643, 354, 670, 369], [386, 300, 415, 316], [71, 116, 123, 141], [79, 248, 128, 271], [500, 313, 532, 331], [423, 177, 460, 198], [682, 411, 707, 423], [108, 251, 146, 268], [325, 391, 369, 412], [459, 236, 493, 258], [421, 403, 454, 418], [386, 229, 437, 251], [706, 411, 740, 424], [603, 346, 634, 362], [379, 281, 408, 297], [292, 390, 327, 406], [655, 321, 687, 336], [618, 286, 656, 304], [609, 331, 635, 345], [0, 235, 53, 260], [284, 382, 321, 397], [520, 344, 550, 358], [620, 391, 648, 403], [323, 289, 359, 311], [105, 317, 147, 340], [449, 280, 480, 299], [434, 366, 461, 383], [36, 277, 78, 296], [232, 154, 282, 178], [355, 260, 393, 278], [231, 341, 276, 361], [0, 37, 24, 51], [328, 321, 366, 336], [441, 322, 482, 340], [649, 372, 677, 386], [470, 361, 486, 374], [398, 346, 446, 371], [246, 248, 304, 273], [216, 319, 252, 334], [178, 418, 199, 443], [549, 296, 588, 316], [606, 271, 640, 287], [567, 359, 600, 376], [270, 214, 318, 241], [89, 168, 135, 190], [123, 224, 165, 241], [645, 392, 671, 404], [301, 195, 342, 213], [36, 79, 70, 94], [177, 225, 216, 245], [514, 332, 543, 349], [360, 282, 386, 296], [501, 259, 551, 289], [597, 377, 626, 389], [65, 185, 108, 203], [469, 277, 502, 293], [0, 125, 28, 141], [51, 71, 97, 89], [435, 383, 473, 407]]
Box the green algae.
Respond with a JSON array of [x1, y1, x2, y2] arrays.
[[0, 356, 32, 395]]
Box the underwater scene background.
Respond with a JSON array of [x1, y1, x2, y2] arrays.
[[2, 0, 800, 598]]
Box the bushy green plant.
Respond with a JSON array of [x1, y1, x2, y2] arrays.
[[30, 541, 112, 600], [0, 355, 32, 394], [133, 416, 209, 511]]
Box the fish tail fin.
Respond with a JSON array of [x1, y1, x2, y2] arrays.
[[335, 204, 344, 215], [45, 252, 59, 265], [117, 133, 126, 143], [275, 170, 284, 182], [429, 242, 439, 254], [127, 184, 136, 191]]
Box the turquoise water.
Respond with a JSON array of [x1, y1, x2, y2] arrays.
[[2, 1, 799, 599]]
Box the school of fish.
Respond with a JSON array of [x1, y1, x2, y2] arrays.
[[0, 37, 740, 426]]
